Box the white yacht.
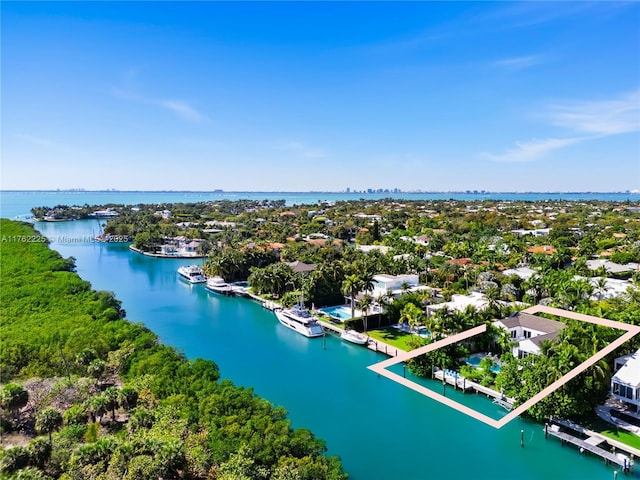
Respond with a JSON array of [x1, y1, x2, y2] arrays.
[[274, 303, 324, 338], [205, 276, 233, 295], [340, 329, 369, 345], [177, 265, 206, 284]]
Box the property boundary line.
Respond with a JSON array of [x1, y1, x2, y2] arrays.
[[368, 306, 640, 429]]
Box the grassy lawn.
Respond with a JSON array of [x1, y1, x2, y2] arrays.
[[600, 429, 640, 450], [366, 327, 419, 351], [317, 317, 345, 330], [580, 413, 640, 450]]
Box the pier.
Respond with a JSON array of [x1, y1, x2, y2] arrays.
[[433, 369, 473, 391], [545, 423, 634, 473], [431, 368, 516, 405]]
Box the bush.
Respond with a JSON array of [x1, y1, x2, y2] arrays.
[[58, 424, 87, 442], [63, 405, 87, 426], [0, 446, 29, 473]]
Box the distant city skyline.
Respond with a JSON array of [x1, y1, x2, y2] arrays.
[[2, 2, 639, 192]]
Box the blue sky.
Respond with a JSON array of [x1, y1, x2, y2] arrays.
[[2, 1, 639, 192]]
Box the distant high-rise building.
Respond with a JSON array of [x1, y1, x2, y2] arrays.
[[346, 187, 350, 193]]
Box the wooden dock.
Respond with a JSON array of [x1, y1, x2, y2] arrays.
[[433, 369, 474, 391], [546, 425, 634, 472], [431, 369, 516, 405]]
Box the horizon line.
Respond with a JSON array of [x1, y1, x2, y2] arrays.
[[2, 189, 639, 195]]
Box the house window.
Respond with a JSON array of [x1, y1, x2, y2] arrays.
[[615, 383, 634, 400], [524, 330, 532, 339], [511, 330, 517, 339], [625, 386, 633, 400]]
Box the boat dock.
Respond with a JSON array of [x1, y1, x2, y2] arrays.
[[431, 368, 516, 405], [316, 320, 402, 357], [433, 369, 474, 391], [545, 423, 634, 472]]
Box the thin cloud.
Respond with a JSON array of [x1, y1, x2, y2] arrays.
[[483, 89, 639, 163], [479, 2, 611, 30], [14, 133, 58, 148], [158, 100, 206, 122], [548, 89, 640, 136], [113, 87, 207, 123], [482, 137, 587, 163], [492, 55, 543, 69]]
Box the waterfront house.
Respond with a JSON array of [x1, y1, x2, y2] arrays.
[[494, 312, 565, 359], [285, 261, 316, 275], [611, 349, 640, 413], [426, 291, 488, 315], [159, 244, 178, 255], [370, 274, 428, 298]]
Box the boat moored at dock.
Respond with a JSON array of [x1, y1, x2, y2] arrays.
[[205, 276, 233, 295], [274, 303, 325, 338], [340, 329, 369, 345], [177, 265, 206, 284]]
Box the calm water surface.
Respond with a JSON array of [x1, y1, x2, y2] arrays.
[[3, 193, 638, 479], [2, 189, 639, 220]]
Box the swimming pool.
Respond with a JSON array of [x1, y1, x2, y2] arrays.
[[319, 305, 356, 321], [465, 354, 501, 373]]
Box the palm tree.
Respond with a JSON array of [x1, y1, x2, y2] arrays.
[[594, 276, 609, 300], [36, 407, 62, 442], [375, 292, 391, 328], [103, 387, 120, 421], [360, 271, 375, 296], [342, 274, 363, 320], [358, 293, 373, 332], [84, 395, 108, 424], [400, 303, 424, 336], [0, 383, 29, 424]]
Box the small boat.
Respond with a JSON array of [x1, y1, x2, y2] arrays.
[[340, 329, 369, 345], [274, 302, 324, 338], [177, 265, 206, 284], [205, 276, 233, 295]]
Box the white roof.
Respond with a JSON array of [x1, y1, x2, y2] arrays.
[[429, 292, 488, 313], [613, 350, 640, 387], [586, 259, 640, 274], [502, 267, 537, 280]]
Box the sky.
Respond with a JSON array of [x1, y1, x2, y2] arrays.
[[2, 1, 639, 192]]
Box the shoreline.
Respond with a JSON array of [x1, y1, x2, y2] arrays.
[[129, 245, 207, 258]]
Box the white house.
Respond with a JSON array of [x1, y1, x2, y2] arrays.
[[611, 350, 640, 413], [501, 267, 537, 281], [511, 228, 551, 237], [370, 274, 427, 298], [494, 312, 565, 359], [427, 292, 488, 315], [586, 259, 640, 275], [356, 245, 390, 255]]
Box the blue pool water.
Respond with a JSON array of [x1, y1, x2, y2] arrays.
[[319, 305, 353, 320], [465, 355, 501, 373]]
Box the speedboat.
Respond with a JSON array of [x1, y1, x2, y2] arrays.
[[177, 265, 206, 284], [205, 276, 233, 295], [274, 303, 324, 338], [340, 329, 369, 345]]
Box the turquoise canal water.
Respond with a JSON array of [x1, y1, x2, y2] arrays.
[[2, 193, 639, 479]]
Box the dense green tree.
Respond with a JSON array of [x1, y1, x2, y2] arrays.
[[35, 407, 63, 442], [0, 383, 29, 423]]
